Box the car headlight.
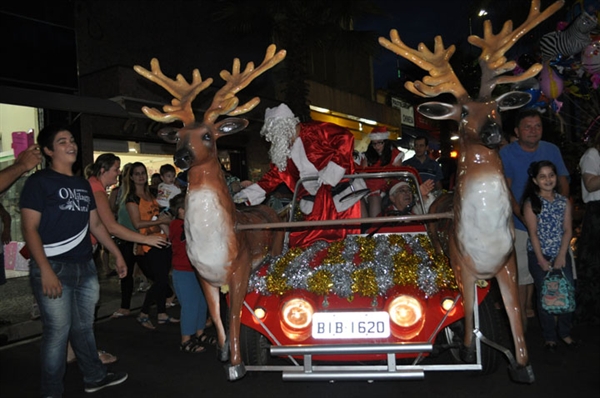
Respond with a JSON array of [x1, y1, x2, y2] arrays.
[[281, 298, 314, 329], [387, 295, 425, 340], [388, 295, 423, 327]]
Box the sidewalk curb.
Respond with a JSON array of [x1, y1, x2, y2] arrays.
[[0, 293, 144, 345]]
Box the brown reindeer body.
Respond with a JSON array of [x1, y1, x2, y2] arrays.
[[380, 0, 564, 383], [134, 45, 286, 380], [185, 150, 284, 379]]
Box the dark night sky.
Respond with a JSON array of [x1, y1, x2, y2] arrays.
[[359, 0, 577, 90], [358, 0, 473, 89]]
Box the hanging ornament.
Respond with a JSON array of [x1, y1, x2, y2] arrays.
[[539, 62, 564, 99], [581, 37, 600, 74]]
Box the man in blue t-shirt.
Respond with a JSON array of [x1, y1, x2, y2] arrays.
[[402, 135, 444, 190], [500, 109, 569, 330]]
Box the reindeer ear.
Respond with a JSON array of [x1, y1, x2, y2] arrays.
[[417, 102, 462, 120], [157, 127, 180, 144], [215, 117, 249, 136], [496, 91, 532, 111]]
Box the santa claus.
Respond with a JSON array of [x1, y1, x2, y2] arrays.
[[234, 103, 366, 247]]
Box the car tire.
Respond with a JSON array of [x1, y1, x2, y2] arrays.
[[441, 290, 508, 375], [240, 325, 272, 366]]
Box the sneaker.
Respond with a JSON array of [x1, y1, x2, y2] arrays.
[[84, 371, 128, 393]]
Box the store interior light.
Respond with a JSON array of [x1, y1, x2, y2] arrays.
[[310, 105, 330, 114], [128, 141, 140, 153], [358, 118, 377, 125]]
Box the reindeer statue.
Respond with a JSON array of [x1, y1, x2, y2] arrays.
[[379, 0, 564, 383], [133, 44, 286, 381]]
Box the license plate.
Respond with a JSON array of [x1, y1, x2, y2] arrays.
[[312, 311, 390, 339]]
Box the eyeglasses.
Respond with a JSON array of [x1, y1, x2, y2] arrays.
[[393, 187, 412, 194]]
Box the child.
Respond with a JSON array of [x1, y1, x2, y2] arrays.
[[169, 193, 216, 353], [156, 164, 181, 212], [521, 160, 577, 352]]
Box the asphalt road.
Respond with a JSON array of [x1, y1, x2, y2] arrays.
[[1, 304, 598, 398]]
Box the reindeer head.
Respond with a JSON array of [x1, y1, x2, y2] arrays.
[[379, 0, 564, 149], [134, 45, 286, 170]]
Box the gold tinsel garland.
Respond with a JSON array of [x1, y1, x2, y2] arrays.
[[251, 234, 458, 299]]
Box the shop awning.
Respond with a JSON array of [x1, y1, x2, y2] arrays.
[[0, 85, 129, 118]]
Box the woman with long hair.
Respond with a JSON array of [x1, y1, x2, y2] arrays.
[[85, 155, 168, 318], [359, 126, 405, 217], [122, 162, 176, 329]]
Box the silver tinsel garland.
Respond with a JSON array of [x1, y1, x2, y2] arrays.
[[248, 233, 457, 299]]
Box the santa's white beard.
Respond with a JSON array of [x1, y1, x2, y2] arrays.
[[261, 117, 299, 171]]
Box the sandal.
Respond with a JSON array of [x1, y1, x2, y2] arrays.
[[67, 350, 118, 364], [158, 316, 180, 325], [180, 339, 206, 354], [98, 350, 118, 364], [136, 316, 156, 330], [111, 310, 130, 319], [196, 333, 217, 346]]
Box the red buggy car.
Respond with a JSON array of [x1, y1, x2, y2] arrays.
[[237, 168, 508, 381]]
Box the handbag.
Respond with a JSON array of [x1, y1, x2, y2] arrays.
[[541, 269, 576, 315]]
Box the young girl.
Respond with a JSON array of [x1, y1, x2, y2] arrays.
[[521, 160, 577, 352], [169, 193, 215, 353]]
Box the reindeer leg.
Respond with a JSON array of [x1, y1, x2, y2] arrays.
[[224, 258, 252, 381], [200, 279, 229, 362], [496, 258, 534, 383], [448, 238, 478, 363], [270, 230, 285, 257], [458, 269, 478, 363]]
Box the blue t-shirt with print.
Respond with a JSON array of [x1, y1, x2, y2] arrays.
[[500, 140, 569, 231], [20, 168, 96, 263]]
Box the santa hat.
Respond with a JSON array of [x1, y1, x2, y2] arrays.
[[369, 126, 390, 141], [264, 103, 296, 120], [389, 181, 411, 196]]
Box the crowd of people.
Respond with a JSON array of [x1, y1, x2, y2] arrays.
[[1, 104, 598, 396]]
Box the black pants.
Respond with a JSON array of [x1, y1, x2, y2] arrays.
[[139, 246, 173, 314]]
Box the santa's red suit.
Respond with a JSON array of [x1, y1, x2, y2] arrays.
[[238, 121, 362, 247]]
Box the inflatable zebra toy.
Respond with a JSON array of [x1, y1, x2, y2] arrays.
[[540, 11, 597, 62]]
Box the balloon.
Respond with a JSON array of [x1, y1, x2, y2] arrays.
[[539, 63, 564, 99], [581, 38, 600, 74], [513, 77, 543, 108]]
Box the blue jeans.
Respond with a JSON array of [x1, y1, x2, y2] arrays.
[[172, 269, 207, 336], [528, 251, 574, 343], [30, 259, 106, 398]]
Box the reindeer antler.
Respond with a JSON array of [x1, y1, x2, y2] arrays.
[[134, 44, 286, 126], [133, 59, 213, 125], [379, 0, 564, 103], [205, 44, 287, 124], [379, 31, 470, 103], [469, 0, 565, 98]]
